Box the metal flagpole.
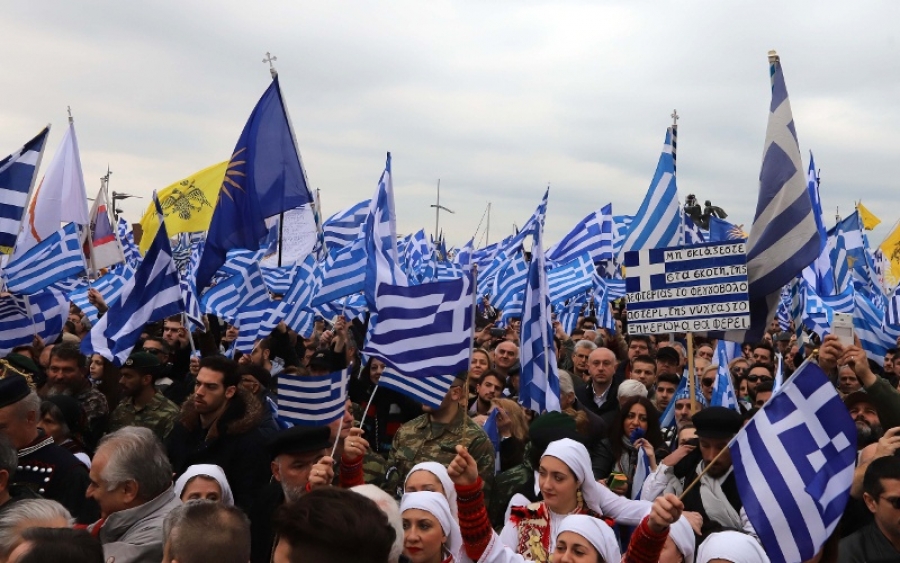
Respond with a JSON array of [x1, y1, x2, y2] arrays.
[[686, 332, 697, 413], [670, 110, 679, 175]]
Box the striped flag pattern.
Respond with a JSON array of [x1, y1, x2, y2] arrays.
[[81, 200, 185, 365], [491, 251, 528, 311], [68, 266, 135, 323], [619, 128, 682, 256], [323, 199, 370, 251], [0, 286, 69, 356], [887, 284, 900, 328], [546, 204, 614, 264], [853, 292, 893, 364], [737, 53, 821, 342], [518, 226, 561, 413], [731, 361, 855, 563], [3, 222, 85, 294], [547, 252, 594, 305], [262, 254, 320, 337], [277, 368, 349, 425], [0, 127, 50, 253]]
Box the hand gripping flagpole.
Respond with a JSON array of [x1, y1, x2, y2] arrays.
[[330, 368, 350, 459]]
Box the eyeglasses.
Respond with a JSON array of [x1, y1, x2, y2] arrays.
[[142, 348, 166, 356], [746, 375, 773, 383], [701, 377, 715, 387], [880, 496, 900, 510], [731, 367, 748, 376]]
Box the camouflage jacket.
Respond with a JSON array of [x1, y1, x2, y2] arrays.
[[383, 406, 495, 499], [108, 392, 181, 440], [76, 386, 109, 422], [489, 443, 535, 529]]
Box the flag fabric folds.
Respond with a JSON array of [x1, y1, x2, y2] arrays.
[[0, 286, 69, 356], [117, 217, 142, 269], [546, 204, 614, 264], [14, 121, 90, 256], [323, 199, 370, 251], [137, 161, 227, 253], [547, 253, 595, 305], [82, 195, 185, 365], [0, 126, 49, 253], [518, 226, 561, 413], [739, 53, 821, 342], [196, 76, 314, 289], [731, 361, 856, 563], [277, 368, 348, 426], [619, 128, 682, 256], [856, 202, 880, 230], [86, 184, 124, 273], [3, 222, 85, 294]]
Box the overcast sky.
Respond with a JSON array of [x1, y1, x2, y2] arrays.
[[2, 1, 898, 250]]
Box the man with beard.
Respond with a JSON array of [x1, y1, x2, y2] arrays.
[[45, 343, 108, 448], [845, 391, 883, 450], [468, 370, 506, 416], [839, 364, 864, 396], [249, 425, 331, 563], [674, 407, 752, 540], [108, 351, 180, 440]]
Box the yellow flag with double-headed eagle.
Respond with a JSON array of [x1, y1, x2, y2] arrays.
[[881, 220, 900, 287], [857, 202, 881, 230], [138, 161, 228, 253]]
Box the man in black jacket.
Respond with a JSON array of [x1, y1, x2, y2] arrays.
[[574, 347, 623, 422], [165, 356, 270, 513]]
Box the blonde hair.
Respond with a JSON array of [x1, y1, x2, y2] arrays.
[[491, 398, 529, 441]]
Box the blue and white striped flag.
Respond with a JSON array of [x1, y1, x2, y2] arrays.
[[68, 266, 135, 324], [491, 251, 528, 310], [683, 214, 706, 245], [501, 188, 549, 256], [547, 252, 594, 305], [0, 286, 69, 356], [261, 266, 294, 295], [117, 217, 142, 268], [612, 215, 633, 257], [364, 153, 406, 313], [732, 361, 856, 563], [277, 368, 349, 426], [619, 128, 682, 256], [313, 241, 367, 306], [546, 204, 614, 264], [556, 296, 586, 337], [0, 127, 50, 253], [854, 291, 893, 365], [631, 447, 650, 501], [658, 374, 689, 429], [81, 195, 185, 365], [262, 254, 320, 337], [738, 53, 821, 343], [828, 212, 866, 293], [363, 274, 473, 381], [0, 293, 29, 319], [323, 199, 370, 251], [3, 222, 85, 294], [887, 283, 900, 329], [518, 226, 561, 413], [800, 153, 836, 297], [776, 287, 792, 331], [790, 277, 832, 338], [710, 369, 741, 411]]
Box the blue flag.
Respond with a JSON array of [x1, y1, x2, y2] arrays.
[[196, 76, 313, 289]]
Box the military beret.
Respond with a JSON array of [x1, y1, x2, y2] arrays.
[[0, 375, 31, 409], [122, 351, 162, 373], [5, 353, 40, 376], [309, 350, 339, 371], [267, 425, 331, 459], [692, 406, 743, 439]]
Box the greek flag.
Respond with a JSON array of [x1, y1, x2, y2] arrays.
[[502, 188, 549, 255], [363, 274, 473, 381], [790, 277, 832, 338], [3, 222, 85, 294], [731, 361, 856, 563], [68, 266, 135, 323], [854, 292, 893, 364], [776, 288, 792, 331], [556, 295, 586, 336], [491, 251, 528, 310], [313, 241, 367, 306], [323, 199, 370, 250], [631, 447, 650, 501], [658, 375, 689, 429], [820, 284, 854, 314], [711, 369, 741, 411], [261, 266, 293, 294], [829, 212, 865, 293], [262, 254, 320, 337], [547, 252, 594, 305], [683, 214, 706, 245], [82, 196, 185, 365], [277, 368, 349, 425], [546, 204, 614, 264], [117, 217, 142, 268], [887, 284, 900, 328], [800, 153, 836, 296], [518, 226, 561, 413], [0, 286, 69, 356], [0, 127, 50, 253], [364, 153, 406, 312], [619, 128, 682, 256], [740, 53, 821, 342], [0, 293, 29, 319], [612, 215, 633, 256]]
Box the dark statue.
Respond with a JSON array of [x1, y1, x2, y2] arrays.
[[684, 194, 728, 230]]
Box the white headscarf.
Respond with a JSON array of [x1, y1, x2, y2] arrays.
[[668, 516, 697, 563], [404, 462, 458, 518], [400, 491, 462, 562], [695, 531, 770, 563], [540, 438, 651, 526], [173, 464, 234, 506], [556, 514, 620, 563]]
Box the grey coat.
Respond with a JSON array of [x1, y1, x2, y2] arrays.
[[88, 486, 181, 563]]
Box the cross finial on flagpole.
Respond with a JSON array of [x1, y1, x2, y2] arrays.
[[263, 52, 278, 78], [67, 106, 73, 124], [671, 109, 679, 127], [768, 49, 779, 64]]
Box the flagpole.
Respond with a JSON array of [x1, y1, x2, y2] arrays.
[[358, 383, 379, 431], [686, 332, 697, 413], [465, 265, 479, 408]]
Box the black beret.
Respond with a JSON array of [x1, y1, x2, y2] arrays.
[[6, 353, 40, 375], [122, 351, 161, 373], [655, 347, 681, 363], [267, 425, 331, 459], [692, 406, 744, 439], [0, 375, 31, 409]]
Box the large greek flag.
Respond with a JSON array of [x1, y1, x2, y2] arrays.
[[546, 203, 613, 264], [323, 199, 370, 250], [0, 127, 50, 253], [618, 128, 682, 256], [739, 52, 821, 342], [547, 252, 594, 305], [3, 222, 85, 294], [732, 361, 856, 563], [0, 286, 68, 356]]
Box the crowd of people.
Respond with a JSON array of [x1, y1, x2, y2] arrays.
[[0, 301, 899, 563]]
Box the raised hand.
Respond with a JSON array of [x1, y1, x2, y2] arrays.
[[447, 445, 479, 486], [308, 455, 335, 490], [647, 493, 684, 533], [343, 427, 369, 460]]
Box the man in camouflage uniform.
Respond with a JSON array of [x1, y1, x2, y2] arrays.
[[382, 375, 495, 498], [108, 351, 181, 440], [46, 342, 108, 448]]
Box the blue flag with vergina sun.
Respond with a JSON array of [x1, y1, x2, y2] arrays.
[[195, 76, 314, 290]]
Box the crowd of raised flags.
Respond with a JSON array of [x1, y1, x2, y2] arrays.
[[1, 51, 900, 561]]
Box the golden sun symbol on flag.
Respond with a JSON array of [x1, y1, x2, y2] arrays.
[[221, 148, 247, 202]]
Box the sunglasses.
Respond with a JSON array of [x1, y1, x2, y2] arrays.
[[142, 348, 166, 356], [701, 377, 715, 387], [881, 496, 900, 510], [746, 375, 773, 383], [731, 367, 748, 376]]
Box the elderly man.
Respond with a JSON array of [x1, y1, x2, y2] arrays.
[[493, 340, 519, 378], [163, 500, 251, 563], [45, 343, 108, 447], [574, 347, 624, 421], [0, 376, 95, 522], [249, 426, 332, 563], [83, 427, 181, 563], [571, 340, 597, 382]]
